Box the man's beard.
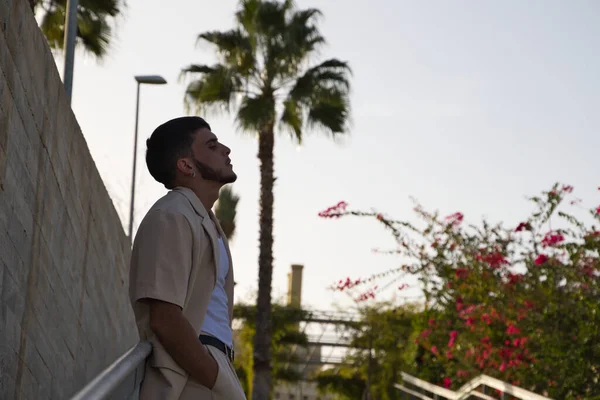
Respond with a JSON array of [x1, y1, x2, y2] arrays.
[[193, 158, 237, 184]]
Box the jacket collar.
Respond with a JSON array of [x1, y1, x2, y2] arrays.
[[173, 186, 229, 239], [173, 186, 209, 218]]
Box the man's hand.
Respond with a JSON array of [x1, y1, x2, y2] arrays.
[[147, 299, 219, 389], [205, 352, 219, 389]]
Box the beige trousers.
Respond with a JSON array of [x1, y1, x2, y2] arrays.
[[179, 344, 247, 400]]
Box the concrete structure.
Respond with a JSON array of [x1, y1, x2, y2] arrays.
[[0, 0, 138, 398], [287, 264, 303, 307], [273, 265, 334, 400]]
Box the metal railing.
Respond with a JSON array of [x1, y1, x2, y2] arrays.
[[69, 341, 152, 400], [395, 372, 552, 400]]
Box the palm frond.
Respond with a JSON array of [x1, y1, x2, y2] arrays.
[[38, 0, 122, 58], [279, 99, 303, 143], [197, 29, 255, 76], [279, 58, 351, 139], [235, 0, 260, 34], [40, 6, 65, 48], [255, 0, 290, 36], [289, 58, 351, 103], [283, 7, 325, 59], [77, 9, 112, 57], [180, 64, 218, 78], [235, 94, 275, 133], [306, 88, 350, 134], [181, 64, 243, 115], [215, 186, 240, 240], [79, 0, 121, 16]]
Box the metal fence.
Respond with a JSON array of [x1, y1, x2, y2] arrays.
[[395, 372, 552, 400]]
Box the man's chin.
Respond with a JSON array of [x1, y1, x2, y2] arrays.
[[221, 172, 237, 184]]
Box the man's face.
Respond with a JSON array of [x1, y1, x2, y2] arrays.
[[190, 127, 237, 184]]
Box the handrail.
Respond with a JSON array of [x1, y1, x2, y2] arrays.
[[400, 372, 457, 398], [458, 375, 551, 400], [69, 341, 152, 400], [394, 383, 496, 400], [397, 372, 552, 400]]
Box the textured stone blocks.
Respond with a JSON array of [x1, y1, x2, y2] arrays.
[[0, 0, 139, 398]]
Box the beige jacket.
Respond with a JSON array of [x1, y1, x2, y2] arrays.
[[129, 186, 234, 400]]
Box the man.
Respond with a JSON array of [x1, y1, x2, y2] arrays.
[[129, 116, 246, 399]]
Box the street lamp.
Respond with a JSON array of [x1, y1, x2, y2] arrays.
[[128, 75, 167, 241], [63, 0, 79, 103]]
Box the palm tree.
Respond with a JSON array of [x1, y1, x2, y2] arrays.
[[233, 303, 310, 398], [215, 186, 240, 241], [180, 1, 351, 398], [31, 0, 123, 58]]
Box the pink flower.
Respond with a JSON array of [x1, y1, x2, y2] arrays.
[[455, 268, 469, 279], [535, 254, 549, 265], [596, 205, 600, 214], [332, 277, 361, 291], [431, 346, 439, 355], [507, 273, 523, 285], [476, 251, 508, 269], [445, 212, 464, 226], [318, 201, 348, 218], [515, 222, 531, 232], [443, 377, 451, 388], [457, 370, 469, 378], [448, 331, 458, 348], [455, 297, 464, 311], [524, 300, 535, 309], [481, 314, 492, 325], [562, 185, 574, 193], [541, 231, 565, 247], [506, 324, 521, 335]]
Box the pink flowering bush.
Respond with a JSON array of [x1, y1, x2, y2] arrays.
[[320, 184, 600, 399]]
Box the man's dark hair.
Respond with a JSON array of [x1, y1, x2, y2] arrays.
[[146, 116, 211, 188]]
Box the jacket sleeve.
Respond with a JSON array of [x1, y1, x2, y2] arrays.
[[129, 209, 193, 309]]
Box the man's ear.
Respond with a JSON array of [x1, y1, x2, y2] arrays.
[[175, 158, 194, 177]]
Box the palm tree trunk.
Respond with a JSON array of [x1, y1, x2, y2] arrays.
[[252, 127, 275, 400]]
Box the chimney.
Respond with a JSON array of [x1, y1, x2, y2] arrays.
[[287, 264, 303, 307]]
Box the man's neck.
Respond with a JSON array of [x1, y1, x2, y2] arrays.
[[173, 179, 222, 212], [192, 184, 220, 212]]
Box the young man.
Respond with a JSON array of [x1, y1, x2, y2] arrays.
[[129, 116, 246, 399]]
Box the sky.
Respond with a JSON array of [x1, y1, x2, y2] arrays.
[[50, 0, 600, 314]]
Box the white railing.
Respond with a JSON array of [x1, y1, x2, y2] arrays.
[[69, 341, 152, 400], [395, 372, 552, 400]]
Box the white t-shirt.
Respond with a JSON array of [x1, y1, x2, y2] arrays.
[[200, 237, 233, 347]]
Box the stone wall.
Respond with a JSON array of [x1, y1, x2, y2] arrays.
[[0, 0, 139, 398]]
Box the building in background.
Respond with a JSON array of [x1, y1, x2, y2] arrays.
[[273, 264, 334, 400]]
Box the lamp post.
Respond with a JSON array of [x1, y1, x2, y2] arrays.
[[128, 75, 167, 241], [63, 0, 79, 103]]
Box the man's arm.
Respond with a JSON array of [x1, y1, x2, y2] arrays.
[[148, 299, 218, 388], [130, 210, 217, 388]]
